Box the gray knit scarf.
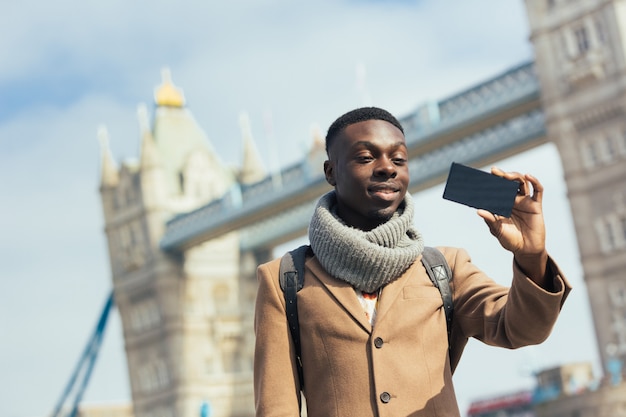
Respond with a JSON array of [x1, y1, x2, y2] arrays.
[[308, 191, 424, 293]]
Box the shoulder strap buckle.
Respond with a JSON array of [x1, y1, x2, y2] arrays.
[[421, 246, 454, 347]]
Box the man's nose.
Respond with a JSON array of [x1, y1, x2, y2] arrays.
[[374, 157, 397, 178]]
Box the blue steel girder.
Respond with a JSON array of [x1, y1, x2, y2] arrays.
[[161, 61, 546, 252]]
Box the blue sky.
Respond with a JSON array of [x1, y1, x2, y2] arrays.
[[0, 1, 598, 416]]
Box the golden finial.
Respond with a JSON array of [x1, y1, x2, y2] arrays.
[[154, 68, 185, 107]]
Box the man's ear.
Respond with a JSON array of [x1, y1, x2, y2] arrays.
[[324, 160, 336, 186]]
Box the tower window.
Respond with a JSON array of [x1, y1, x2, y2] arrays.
[[581, 141, 598, 169], [178, 172, 185, 194], [595, 19, 607, 44], [596, 218, 615, 253], [620, 130, 626, 155], [155, 359, 170, 387], [613, 286, 626, 307], [606, 222, 616, 250], [601, 136, 616, 163], [574, 26, 590, 54]]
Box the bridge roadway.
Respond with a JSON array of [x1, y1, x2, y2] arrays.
[[160, 60, 547, 253]]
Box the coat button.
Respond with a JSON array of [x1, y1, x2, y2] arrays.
[[380, 392, 391, 403], [374, 337, 384, 348]]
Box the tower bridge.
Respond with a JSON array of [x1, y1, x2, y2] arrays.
[[54, 2, 626, 416]]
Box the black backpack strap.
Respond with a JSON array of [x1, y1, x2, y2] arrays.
[[279, 244, 310, 393], [421, 246, 454, 348]]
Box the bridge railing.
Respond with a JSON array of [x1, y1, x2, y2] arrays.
[[400, 61, 539, 145], [408, 108, 546, 185]]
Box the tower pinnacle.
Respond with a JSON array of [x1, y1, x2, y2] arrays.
[[238, 112, 266, 184], [98, 125, 119, 187], [138, 103, 160, 170]]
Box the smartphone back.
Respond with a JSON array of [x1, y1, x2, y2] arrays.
[[442, 162, 519, 217]]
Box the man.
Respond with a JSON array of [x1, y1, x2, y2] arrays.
[[254, 107, 570, 417]]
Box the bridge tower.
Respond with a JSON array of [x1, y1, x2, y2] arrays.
[[98, 70, 262, 417], [524, 1, 626, 374]]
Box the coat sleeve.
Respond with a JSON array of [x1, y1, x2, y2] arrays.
[[253, 259, 302, 417], [443, 247, 571, 367]]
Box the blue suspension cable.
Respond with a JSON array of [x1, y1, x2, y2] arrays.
[[51, 291, 115, 417]]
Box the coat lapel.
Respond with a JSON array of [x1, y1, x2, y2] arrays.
[[375, 261, 418, 326], [308, 258, 372, 333]]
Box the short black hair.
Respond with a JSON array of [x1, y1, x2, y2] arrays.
[[325, 107, 404, 154]]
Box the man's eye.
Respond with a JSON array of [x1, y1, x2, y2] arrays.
[[356, 155, 374, 162], [393, 157, 407, 165]]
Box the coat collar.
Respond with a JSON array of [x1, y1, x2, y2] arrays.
[[306, 256, 419, 334]]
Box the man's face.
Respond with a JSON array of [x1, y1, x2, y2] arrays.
[[324, 119, 409, 231]]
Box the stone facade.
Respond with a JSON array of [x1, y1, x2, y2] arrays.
[[524, 0, 626, 374]]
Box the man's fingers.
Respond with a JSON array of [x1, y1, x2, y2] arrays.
[[491, 166, 524, 190], [525, 173, 543, 202], [492, 167, 544, 200], [477, 209, 504, 239], [476, 209, 493, 221]]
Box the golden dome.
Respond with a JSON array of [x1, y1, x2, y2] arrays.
[[154, 68, 185, 107]]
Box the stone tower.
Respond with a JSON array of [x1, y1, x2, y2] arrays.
[[524, 1, 626, 374], [98, 70, 264, 417]]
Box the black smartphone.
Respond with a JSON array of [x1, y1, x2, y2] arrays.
[[442, 162, 520, 217]]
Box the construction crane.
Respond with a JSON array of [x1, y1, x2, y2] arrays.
[[50, 292, 115, 417]]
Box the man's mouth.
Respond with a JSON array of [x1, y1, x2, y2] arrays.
[[368, 185, 400, 201]]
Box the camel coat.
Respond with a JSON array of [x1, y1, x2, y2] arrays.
[[254, 247, 570, 417]]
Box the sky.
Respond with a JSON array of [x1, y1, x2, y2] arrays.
[[0, 1, 600, 416]]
